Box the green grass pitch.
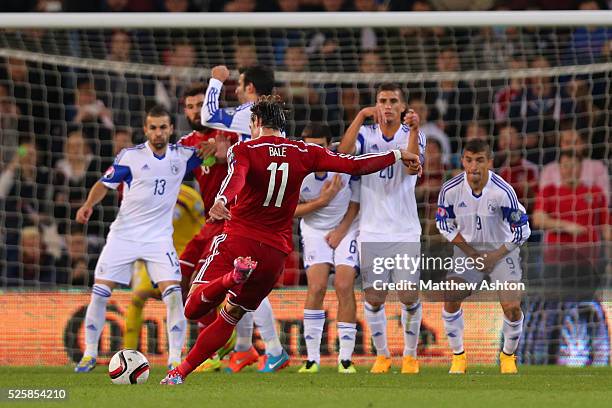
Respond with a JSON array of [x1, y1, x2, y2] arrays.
[[1, 366, 612, 408]]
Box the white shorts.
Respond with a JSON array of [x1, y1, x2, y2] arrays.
[[359, 236, 421, 290], [301, 222, 359, 269], [95, 236, 181, 285], [446, 249, 522, 285]]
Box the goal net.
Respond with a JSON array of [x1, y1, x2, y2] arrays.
[[0, 12, 610, 367]]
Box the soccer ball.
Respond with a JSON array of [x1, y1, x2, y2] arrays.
[[108, 350, 150, 384]]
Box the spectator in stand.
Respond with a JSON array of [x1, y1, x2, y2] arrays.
[[464, 122, 488, 141], [278, 46, 321, 136], [53, 131, 100, 234], [0, 83, 20, 167], [539, 128, 609, 199], [57, 224, 96, 287], [495, 125, 539, 213], [340, 51, 386, 125], [424, 48, 475, 143], [409, 95, 451, 166], [233, 40, 258, 69], [0, 139, 54, 247], [415, 139, 448, 236], [508, 56, 572, 153], [5, 226, 58, 287], [163, 0, 194, 12], [221, 0, 256, 12], [70, 79, 114, 130], [569, 0, 612, 64], [156, 39, 197, 112], [493, 56, 527, 123]]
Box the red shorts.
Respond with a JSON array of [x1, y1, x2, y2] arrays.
[[192, 233, 287, 312], [179, 221, 224, 269]]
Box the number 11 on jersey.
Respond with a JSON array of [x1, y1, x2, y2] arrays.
[[264, 162, 289, 207]]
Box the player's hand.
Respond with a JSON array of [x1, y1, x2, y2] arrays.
[[478, 251, 499, 274], [325, 227, 347, 249], [399, 149, 420, 168], [358, 106, 383, 125], [211, 65, 230, 83], [563, 222, 587, 237], [209, 199, 231, 222], [197, 138, 217, 159], [404, 109, 420, 130], [319, 174, 343, 205], [76, 205, 93, 224]]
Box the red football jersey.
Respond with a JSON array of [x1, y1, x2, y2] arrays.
[[535, 183, 609, 245], [216, 135, 400, 254], [179, 130, 238, 216]]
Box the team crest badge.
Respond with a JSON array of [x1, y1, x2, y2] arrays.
[[487, 199, 497, 214], [170, 160, 180, 175], [103, 166, 115, 180]]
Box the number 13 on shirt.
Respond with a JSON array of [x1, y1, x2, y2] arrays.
[[264, 162, 289, 207]]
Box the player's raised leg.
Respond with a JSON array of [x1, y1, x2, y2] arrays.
[[334, 265, 357, 374], [298, 263, 330, 374]]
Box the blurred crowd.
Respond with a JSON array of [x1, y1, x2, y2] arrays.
[[2, 0, 612, 12], [0, 0, 609, 288]]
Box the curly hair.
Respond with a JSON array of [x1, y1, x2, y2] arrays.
[[250, 95, 287, 132]]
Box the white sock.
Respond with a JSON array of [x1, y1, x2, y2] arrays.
[[337, 322, 357, 362], [162, 285, 186, 362], [401, 301, 422, 357], [303, 309, 325, 364], [502, 313, 524, 355], [364, 302, 389, 357], [253, 297, 283, 357], [235, 312, 254, 352], [442, 309, 465, 354], [84, 283, 112, 358]]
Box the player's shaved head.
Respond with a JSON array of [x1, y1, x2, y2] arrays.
[[145, 105, 172, 125], [376, 82, 405, 102], [463, 138, 492, 159]]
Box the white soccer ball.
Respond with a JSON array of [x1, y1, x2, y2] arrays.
[[108, 349, 150, 385]]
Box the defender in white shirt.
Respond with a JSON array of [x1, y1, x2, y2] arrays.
[[337, 83, 425, 374], [436, 139, 530, 375], [74, 106, 201, 373], [294, 124, 360, 374]]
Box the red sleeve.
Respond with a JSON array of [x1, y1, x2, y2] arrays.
[[309, 144, 397, 175], [534, 186, 550, 213], [215, 143, 249, 205], [594, 188, 609, 226]]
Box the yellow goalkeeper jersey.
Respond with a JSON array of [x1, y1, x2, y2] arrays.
[[173, 184, 206, 254]]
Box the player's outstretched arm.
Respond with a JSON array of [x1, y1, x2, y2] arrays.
[[337, 107, 380, 155], [312, 143, 419, 176], [76, 181, 109, 224]]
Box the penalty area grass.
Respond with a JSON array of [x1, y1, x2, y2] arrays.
[[0, 365, 611, 408]]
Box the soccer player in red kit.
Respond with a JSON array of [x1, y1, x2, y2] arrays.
[[160, 96, 421, 384], [177, 83, 236, 295]]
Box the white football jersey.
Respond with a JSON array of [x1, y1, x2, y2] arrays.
[[436, 171, 531, 252], [101, 141, 200, 243], [356, 124, 426, 241], [299, 172, 358, 230], [200, 78, 253, 142]]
